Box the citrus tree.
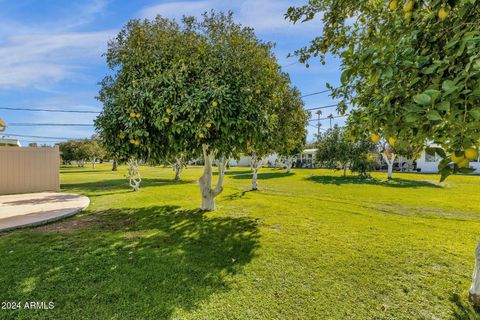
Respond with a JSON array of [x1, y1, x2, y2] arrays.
[[316, 125, 376, 176], [274, 84, 309, 173], [286, 0, 480, 304], [96, 12, 287, 210]]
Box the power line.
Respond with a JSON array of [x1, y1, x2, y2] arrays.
[[304, 104, 338, 112], [8, 123, 94, 127], [301, 89, 330, 98], [0, 107, 100, 114], [282, 61, 300, 68], [308, 115, 347, 122], [1, 133, 79, 140]]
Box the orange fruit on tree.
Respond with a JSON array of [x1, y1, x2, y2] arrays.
[[389, 0, 397, 11], [388, 137, 396, 146], [211, 100, 218, 108], [129, 139, 136, 144], [198, 133, 205, 139], [205, 123, 212, 128], [465, 148, 479, 160], [129, 112, 136, 118], [163, 117, 170, 123], [135, 113, 141, 118], [438, 7, 448, 20], [457, 158, 470, 168], [166, 108, 172, 114], [371, 134, 380, 143], [403, 1, 414, 13], [450, 152, 465, 164]]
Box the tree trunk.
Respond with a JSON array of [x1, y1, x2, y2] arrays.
[[128, 159, 141, 191], [199, 144, 225, 211], [175, 165, 181, 181], [285, 157, 293, 173], [382, 152, 396, 179], [343, 164, 348, 177], [469, 241, 480, 306], [251, 152, 259, 191], [112, 159, 118, 171], [92, 157, 96, 169]]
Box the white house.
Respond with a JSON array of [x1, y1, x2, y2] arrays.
[[416, 150, 480, 174], [0, 138, 21, 147], [229, 149, 318, 168]]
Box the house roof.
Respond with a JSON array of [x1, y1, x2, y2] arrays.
[[0, 138, 21, 147]]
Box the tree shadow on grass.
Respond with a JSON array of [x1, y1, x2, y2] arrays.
[[229, 172, 295, 180], [305, 175, 441, 188], [61, 178, 195, 194], [0, 205, 260, 319], [450, 293, 480, 320]]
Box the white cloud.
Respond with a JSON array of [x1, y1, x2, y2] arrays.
[[0, 30, 114, 89], [138, 0, 322, 35]]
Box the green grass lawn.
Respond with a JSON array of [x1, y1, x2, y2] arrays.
[[1, 164, 480, 319]]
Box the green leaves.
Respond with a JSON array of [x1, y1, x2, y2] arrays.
[[426, 110, 442, 121], [413, 93, 432, 105], [441, 80, 457, 95]]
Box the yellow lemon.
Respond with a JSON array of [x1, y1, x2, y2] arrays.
[[129, 112, 136, 118], [163, 117, 170, 123], [450, 152, 465, 164], [205, 123, 212, 128], [211, 100, 218, 108], [438, 7, 448, 20], [457, 158, 470, 168], [166, 108, 172, 114], [371, 134, 380, 143], [405, 12, 412, 22], [130, 139, 136, 144], [255, 89, 261, 94], [333, 22, 338, 28], [388, 137, 396, 146], [403, 1, 414, 12], [135, 113, 141, 118], [389, 0, 397, 11], [465, 148, 479, 160], [198, 133, 205, 139]]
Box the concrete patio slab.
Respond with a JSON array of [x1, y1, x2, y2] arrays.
[[0, 192, 89, 232]]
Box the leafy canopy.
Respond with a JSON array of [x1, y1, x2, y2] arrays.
[[96, 11, 291, 163], [286, 0, 480, 178]]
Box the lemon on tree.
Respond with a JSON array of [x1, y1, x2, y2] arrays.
[[95, 12, 302, 211], [286, 0, 480, 306]]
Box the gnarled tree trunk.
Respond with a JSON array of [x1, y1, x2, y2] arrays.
[[174, 157, 183, 181], [250, 152, 260, 191], [382, 152, 396, 179], [112, 159, 118, 171], [128, 159, 141, 191], [469, 241, 480, 306], [199, 144, 226, 211], [285, 156, 295, 173]]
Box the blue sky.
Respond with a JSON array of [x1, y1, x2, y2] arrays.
[[0, 0, 343, 146]]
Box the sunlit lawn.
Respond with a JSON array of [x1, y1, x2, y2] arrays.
[[1, 164, 480, 319]]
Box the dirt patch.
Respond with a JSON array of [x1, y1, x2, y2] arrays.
[[37, 212, 132, 233]]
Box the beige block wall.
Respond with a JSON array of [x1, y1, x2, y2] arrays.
[[0, 146, 60, 195]]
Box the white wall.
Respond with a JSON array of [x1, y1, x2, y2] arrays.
[[416, 151, 480, 174]]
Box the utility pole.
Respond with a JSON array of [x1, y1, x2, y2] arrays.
[[316, 110, 322, 138]]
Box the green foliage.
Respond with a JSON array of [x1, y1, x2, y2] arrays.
[[316, 125, 376, 175], [95, 11, 291, 165], [286, 0, 480, 179], [58, 138, 105, 165], [2, 164, 479, 318]]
